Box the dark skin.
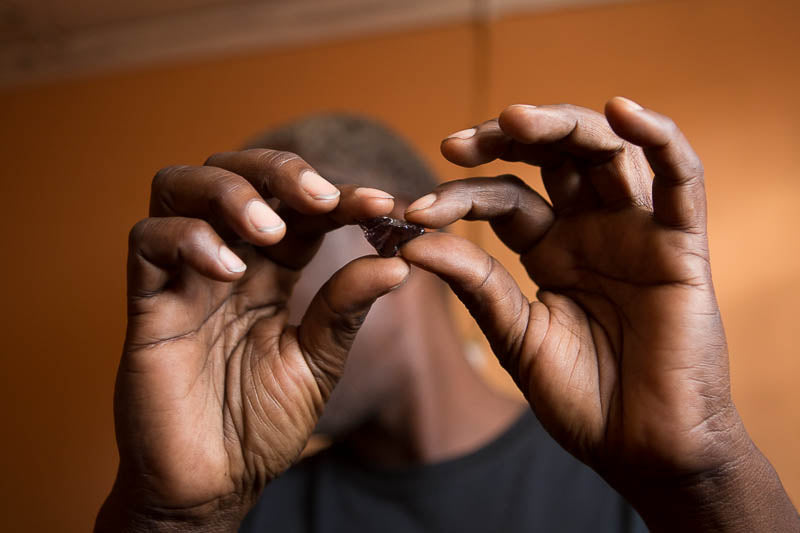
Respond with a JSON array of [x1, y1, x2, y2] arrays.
[[97, 98, 799, 532], [403, 97, 799, 530], [97, 153, 408, 530]]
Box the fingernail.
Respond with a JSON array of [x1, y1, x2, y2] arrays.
[[406, 193, 437, 213], [300, 170, 340, 200], [219, 245, 246, 273], [509, 104, 537, 110], [446, 128, 477, 140], [355, 187, 394, 200], [247, 200, 284, 232], [616, 96, 643, 111]]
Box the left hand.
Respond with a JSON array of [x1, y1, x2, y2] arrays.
[[97, 149, 407, 532], [400, 99, 774, 529]]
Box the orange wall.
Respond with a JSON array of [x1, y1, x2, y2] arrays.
[[1, 0, 798, 530], [478, 0, 800, 509]]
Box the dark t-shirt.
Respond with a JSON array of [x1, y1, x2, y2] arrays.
[[241, 410, 647, 532]]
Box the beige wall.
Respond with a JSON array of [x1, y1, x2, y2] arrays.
[[1, 0, 798, 530]]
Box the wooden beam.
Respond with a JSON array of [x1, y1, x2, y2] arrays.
[[0, 0, 637, 88]]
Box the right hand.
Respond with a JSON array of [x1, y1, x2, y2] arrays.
[[96, 150, 409, 531], [401, 100, 796, 530]]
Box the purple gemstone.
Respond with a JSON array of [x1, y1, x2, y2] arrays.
[[359, 217, 426, 258]]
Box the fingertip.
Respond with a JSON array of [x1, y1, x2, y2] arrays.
[[445, 128, 477, 141], [440, 137, 484, 168], [404, 206, 451, 229], [300, 170, 341, 201], [277, 171, 342, 216], [497, 103, 537, 135], [354, 187, 394, 200], [605, 96, 668, 148], [606, 96, 644, 115], [405, 188, 466, 229], [441, 119, 511, 167], [354, 187, 396, 216], [218, 245, 247, 275], [400, 232, 509, 297], [334, 185, 396, 222], [398, 231, 453, 265], [328, 255, 411, 311], [604, 96, 644, 134], [405, 193, 437, 216], [245, 199, 287, 244], [382, 256, 412, 291], [253, 223, 287, 245]]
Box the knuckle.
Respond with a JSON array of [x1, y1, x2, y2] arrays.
[[150, 165, 196, 215], [176, 219, 216, 254], [662, 116, 681, 139], [496, 174, 526, 188], [468, 253, 496, 292], [433, 180, 458, 195], [685, 155, 705, 179], [564, 103, 600, 118], [477, 118, 499, 131], [128, 218, 152, 247], [204, 169, 245, 204], [672, 152, 705, 185], [251, 149, 306, 190], [252, 148, 302, 170], [431, 180, 466, 201], [151, 165, 185, 192], [180, 218, 213, 242], [203, 151, 230, 167]]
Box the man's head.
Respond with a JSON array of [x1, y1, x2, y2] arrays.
[[246, 113, 437, 204], [249, 113, 447, 435]]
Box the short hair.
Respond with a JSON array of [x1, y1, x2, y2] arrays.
[[245, 113, 439, 202]]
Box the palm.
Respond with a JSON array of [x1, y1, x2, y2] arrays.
[[107, 152, 405, 524], [118, 252, 323, 510], [519, 208, 728, 472]]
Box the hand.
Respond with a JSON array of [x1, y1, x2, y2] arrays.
[[96, 150, 409, 532], [401, 99, 799, 530]]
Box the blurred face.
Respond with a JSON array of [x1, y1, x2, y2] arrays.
[[288, 225, 419, 435]]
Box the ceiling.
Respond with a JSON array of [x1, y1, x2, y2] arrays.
[[1, 0, 237, 41], [0, 0, 635, 87]]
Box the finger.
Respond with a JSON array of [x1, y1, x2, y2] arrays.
[[278, 186, 395, 238], [441, 105, 652, 211], [150, 165, 286, 246], [400, 232, 530, 371], [264, 185, 395, 270], [443, 119, 601, 214], [605, 96, 706, 231], [150, 163, 393, 268], [442, 105, 624, 167], [297, 255, 410, 396], [404, 176, 554, 254], [500, 104, 651, 211], [539, 158, 602, 214], [128, 217, 246, 296], [498, 104, 624, 162], [439, 119, 513, 168], [205, 149, 341, 215]]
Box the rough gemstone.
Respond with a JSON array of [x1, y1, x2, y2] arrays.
[[358, 216, 425, 258]]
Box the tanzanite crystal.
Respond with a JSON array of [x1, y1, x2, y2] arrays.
[[359, 216, 425, 258]]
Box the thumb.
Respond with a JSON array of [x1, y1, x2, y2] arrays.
[[297, 255, 409, 397], [399, 232, 531, 380]]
